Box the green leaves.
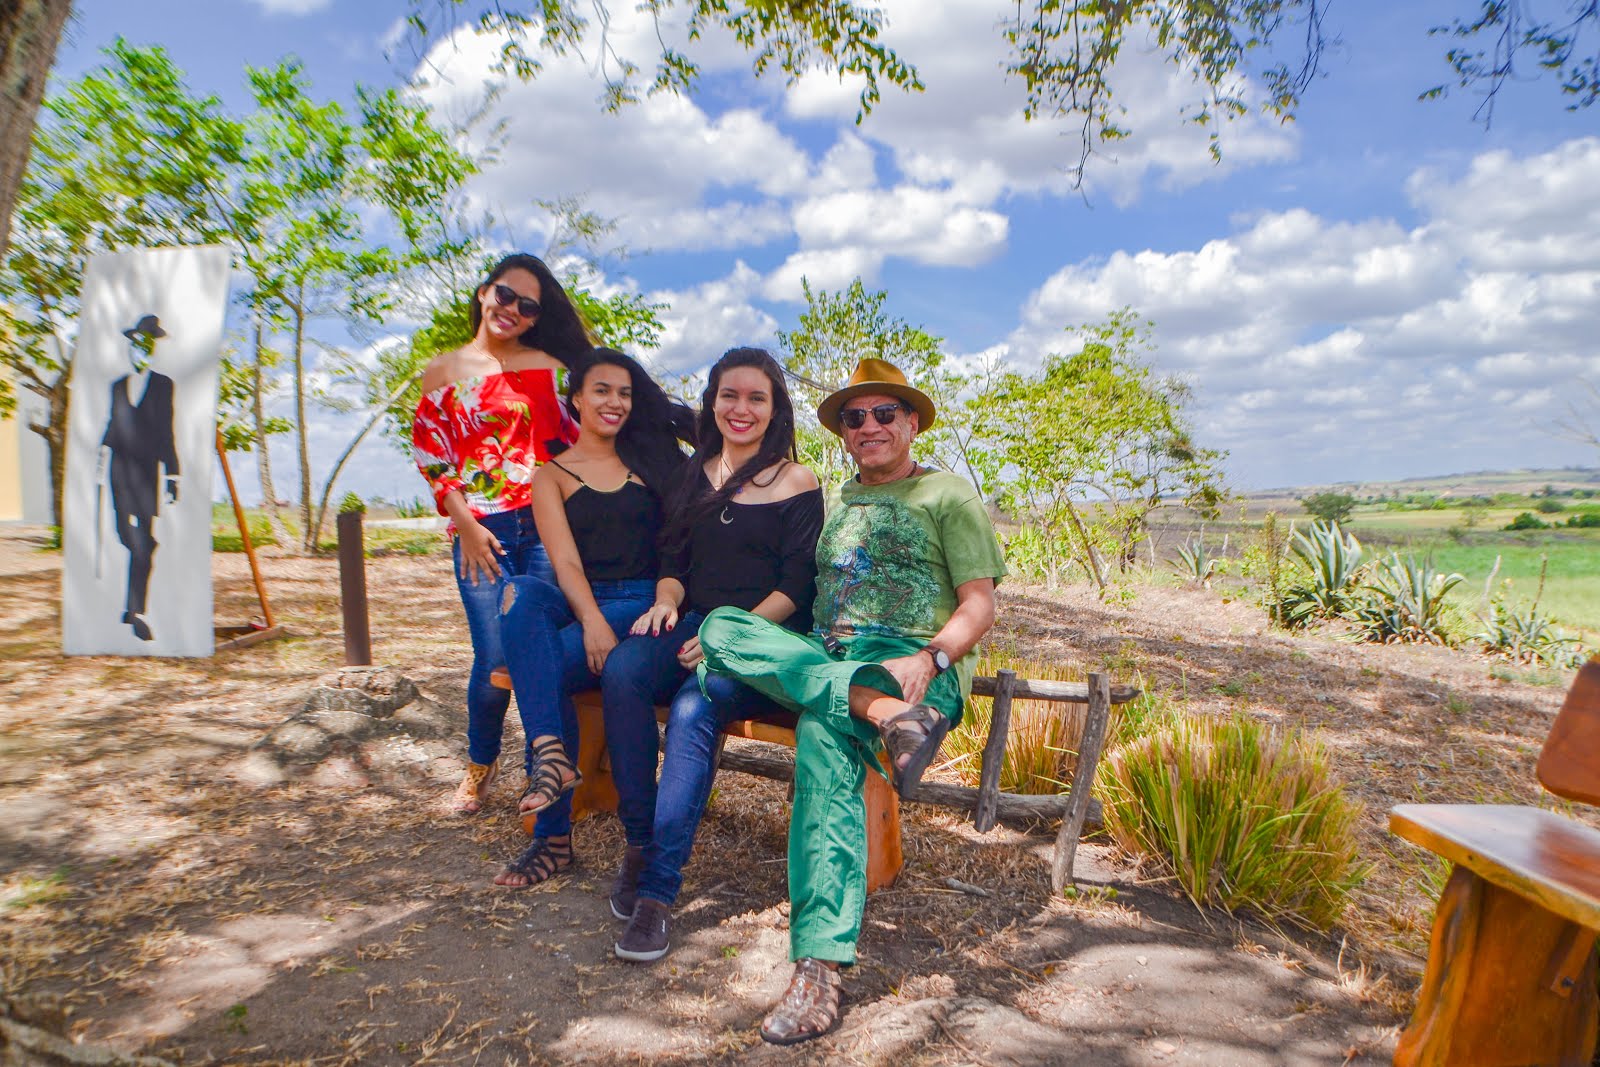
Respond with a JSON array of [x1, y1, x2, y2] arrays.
[[1348, 555, 1465, 646], [1277, 520, 1365, 626], [970, 307, 1228, 592]]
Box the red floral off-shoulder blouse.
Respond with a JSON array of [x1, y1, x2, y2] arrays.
[[411, 368, 577, 527]]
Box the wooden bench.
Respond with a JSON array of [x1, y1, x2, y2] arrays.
[[1389, 656, 1600, 1067], [489, 666, 1139, 892]]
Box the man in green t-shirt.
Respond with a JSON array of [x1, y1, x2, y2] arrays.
[[698, 357, 1007, 1046]]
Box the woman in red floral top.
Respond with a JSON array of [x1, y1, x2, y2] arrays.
[[412, 253, 591, 814]]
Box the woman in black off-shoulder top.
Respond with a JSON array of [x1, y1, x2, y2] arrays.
[[601, 347, 823, 963]]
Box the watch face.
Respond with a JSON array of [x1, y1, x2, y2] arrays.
[[932, 648, 951, 671]]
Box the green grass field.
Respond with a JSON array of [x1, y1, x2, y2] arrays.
[[1271, 511, 1600, 636]]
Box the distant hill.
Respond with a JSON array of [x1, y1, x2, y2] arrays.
[[1241, 467, 1600, 502]]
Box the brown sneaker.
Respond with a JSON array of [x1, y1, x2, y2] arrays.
[[614, 897, 671, 962], [609, 844, 645, 921], [759, 958, 842, 1045]]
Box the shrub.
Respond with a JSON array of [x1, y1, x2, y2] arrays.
[[1504, 512, 1548, 530], [1300, 491, 1357, 524], [394, 496, 433, 519], [1566, 512, 1600, 528], [1276, 521, 1365, 627], [1535, 498, 1565, 514], [338, 491, 365, 515], [1099, 712, 1367, 929], [1476, 600, 1584, 668], [1171, 536, 1218, 587], [1348, 554, 1464, 645]]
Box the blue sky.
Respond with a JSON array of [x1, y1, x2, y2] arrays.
[[55, 0, 1600, 502]]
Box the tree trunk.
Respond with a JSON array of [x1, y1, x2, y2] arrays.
[[1061, 498, 1107, 595], [0, 0, 70, 261], [308, 369, 424, 549], [249, 313, 293, 551], [29, 370, 67, 530], [290, 289, 312, 552]]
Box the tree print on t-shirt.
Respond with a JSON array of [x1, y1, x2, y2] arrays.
[[816, 496, 937, 637]]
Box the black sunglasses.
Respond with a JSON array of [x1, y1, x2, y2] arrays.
[[491, 283, 542, 319], [838, 402, 907, 430]]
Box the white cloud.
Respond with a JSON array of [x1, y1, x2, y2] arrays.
[[648, 263, 780, 371], [785, 0, 1298, 204], [762, 247, 886, 302], [790, 187, 1008, 266], [1011, 138, 1600, 486]]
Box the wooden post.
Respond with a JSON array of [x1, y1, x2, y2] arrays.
[[973, 667, 1017, 832], [1052, 671, 1111, 892], [215, 430, 275, 629], [336, 509, 371, 666]]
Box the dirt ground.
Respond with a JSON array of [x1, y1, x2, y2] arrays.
[[0, 524, 1576, 1065]]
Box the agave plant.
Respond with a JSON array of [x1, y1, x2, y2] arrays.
[[1349, 554, 1465, 645], [1476, 599, 1584, 668], [1277, 521, 1365, 626], [1172, 536, 1218, 587]]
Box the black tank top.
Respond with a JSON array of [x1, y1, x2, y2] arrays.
[[553, 461, 662, 582]]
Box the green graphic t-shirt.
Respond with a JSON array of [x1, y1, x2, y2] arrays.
[[814, 469, 1008, 693]]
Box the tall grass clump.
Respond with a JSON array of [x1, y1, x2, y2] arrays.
[[1100, 712, 1367, 929]]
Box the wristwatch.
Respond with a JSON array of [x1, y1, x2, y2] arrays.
[[923, 645, 952, 674]]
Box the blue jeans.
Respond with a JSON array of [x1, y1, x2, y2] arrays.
[[453, 507, 552, 769], [500, 575, 656, 838], [601, 612, 780, 905]]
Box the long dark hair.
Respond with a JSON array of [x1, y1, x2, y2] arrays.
[[564, 347, 696, 493], [469, 253, 591, 365], [661, 347, 797, 555]]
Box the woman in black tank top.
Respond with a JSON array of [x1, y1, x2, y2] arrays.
[[600, 348, 823, 961], [494, 349, 694, 889]]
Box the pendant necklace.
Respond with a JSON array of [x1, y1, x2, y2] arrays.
[[717, 453, 737, 523]]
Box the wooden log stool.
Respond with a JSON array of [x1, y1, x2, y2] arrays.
[[1389, 657, 1600, 1067]]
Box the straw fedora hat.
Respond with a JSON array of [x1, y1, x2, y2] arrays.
[[816, 358, 937, 437]]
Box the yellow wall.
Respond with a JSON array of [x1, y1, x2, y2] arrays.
[[0, 402, 21, 521]]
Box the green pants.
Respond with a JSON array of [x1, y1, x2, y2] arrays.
[[696, 606, 964, 965]]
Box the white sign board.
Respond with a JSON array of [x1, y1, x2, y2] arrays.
[[62, 246, 232, 656]]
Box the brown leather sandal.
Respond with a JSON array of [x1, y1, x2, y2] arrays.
[[877, 703, 952, 799], [759, 958, 843, 1045], [518, 736, 581, 835], [451, 759, 499, 814]]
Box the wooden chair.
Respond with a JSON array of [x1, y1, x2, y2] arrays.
[[1389, 657, 1600, 1066]]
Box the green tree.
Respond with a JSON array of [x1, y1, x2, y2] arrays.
[[1300, 491, 1357, 525], [975, 309, 1226, 593], [777, 277, 950, 487], [403, 1, 1600, 181], [0, 40, 243, 529]]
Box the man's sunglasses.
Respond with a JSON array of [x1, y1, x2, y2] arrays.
[[838, 402, 907, 430], [492, 283, 542, 319]]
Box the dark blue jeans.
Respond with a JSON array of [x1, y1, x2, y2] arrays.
[[500, 575, 656, 838], [453, 507, 552, 768], [601, 612, 779, 905]]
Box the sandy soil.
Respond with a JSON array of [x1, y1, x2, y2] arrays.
[[0, 524, 1576, 1065]]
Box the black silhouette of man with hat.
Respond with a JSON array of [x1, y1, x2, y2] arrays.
[[97, 314, 180, 641]]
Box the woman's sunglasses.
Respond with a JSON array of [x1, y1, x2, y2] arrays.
[[838, 402, 907, 430], [491, 283, 542, 319]]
